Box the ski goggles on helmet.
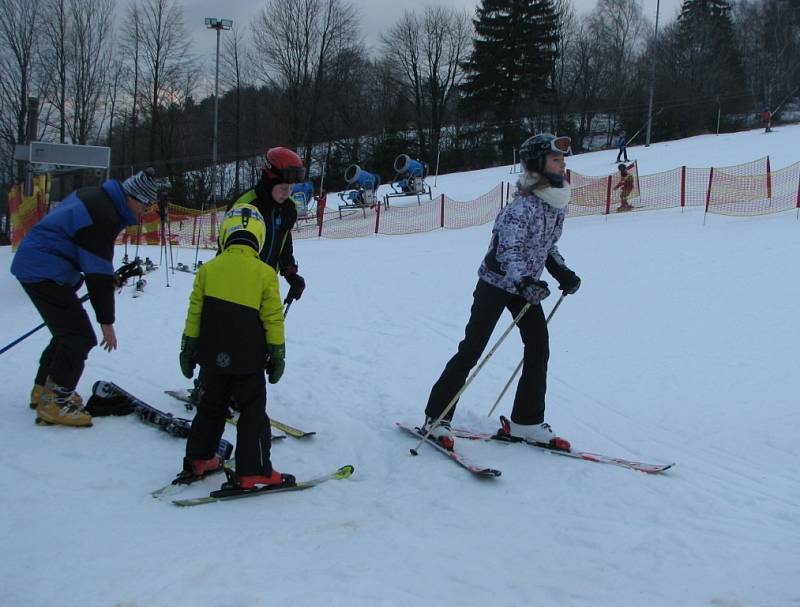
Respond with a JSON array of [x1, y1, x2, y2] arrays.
[[548, 136, 572, 155], [273, 165, 306, 183]]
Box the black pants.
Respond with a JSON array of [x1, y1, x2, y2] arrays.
[[425, 279, 549, 425], [186, 369, 273, 476], [21, 281, 97, 391], [616, 147, 629, 162]]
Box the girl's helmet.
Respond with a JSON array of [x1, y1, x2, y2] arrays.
[[519, 133, 572, 173], [219, 203, 266, 252], [263, 147, 306, 183]]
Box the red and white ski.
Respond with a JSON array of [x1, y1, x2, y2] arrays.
[[397, 422, 501, 478], [452, 417, 673, 475]]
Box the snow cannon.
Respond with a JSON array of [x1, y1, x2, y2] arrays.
[[385, 154, 432, 206], [394, 154, 426, 179], [290, 181, 314, 214], [344, 164, 380, 192], [337, 164, 381, 216]]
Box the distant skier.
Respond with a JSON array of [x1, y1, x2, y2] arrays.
[[614, 163, 636, 212], [420, 133, 581, 450], [761, 108, 772, 133], [178, 203, 294, 492], [616, 130, 629, 163], [10, 169, 161, 426]]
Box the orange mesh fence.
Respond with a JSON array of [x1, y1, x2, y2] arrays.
[[378, 199, 441, 235], [635, 167, 683, 211], [9, 156, 796, 253], [707, 160, 800, 216], [567, 164, 641, 215], [9, 175, 50, 250], [311, 206, 377, 239], [443, 184, 503, 230]]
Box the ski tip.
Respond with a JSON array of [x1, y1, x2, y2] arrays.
[[336, 464, 355, 479]]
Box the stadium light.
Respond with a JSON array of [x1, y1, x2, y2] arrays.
[[205, 17, 233, 205]]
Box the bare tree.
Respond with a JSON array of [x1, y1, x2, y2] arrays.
[[735, 0, 800, 111], [587, 0, 647, 135], [121, 2, 143, 166], [251, 0, 359, 161], [137, 0, 192, 164], [0, 0, 44, 182], [380, 7, 470, 160], [220, 27, 253, 195], [41, 0, 69, 142], [67, 0, 114, 144]]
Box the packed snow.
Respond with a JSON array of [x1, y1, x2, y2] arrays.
[[2, 125, 799, 607]]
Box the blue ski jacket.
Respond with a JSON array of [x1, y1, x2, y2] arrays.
[[11, 180, 138, 324]]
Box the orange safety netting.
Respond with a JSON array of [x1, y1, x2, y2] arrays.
[[8, 175, 50, 250], [7, 156, 799, 249]]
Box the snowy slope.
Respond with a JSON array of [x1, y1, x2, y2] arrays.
[[1, 126, 799, 607]]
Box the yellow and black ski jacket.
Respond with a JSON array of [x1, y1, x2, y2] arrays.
[[183, 244, 285, 375]]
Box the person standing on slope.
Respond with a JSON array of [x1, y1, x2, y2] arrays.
[[226, 147, 307, 306], [11, 169, 161, 427], [615, 130, 629, 163], [421, 133, 581, 450], [178, 203, 293, 492]]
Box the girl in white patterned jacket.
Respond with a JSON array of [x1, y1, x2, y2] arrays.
[[422, 134, 581, 450]]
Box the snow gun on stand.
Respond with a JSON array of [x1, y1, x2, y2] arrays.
[[290, 181, 315, 219], [337, 164, 381, 218], [384, 154, 432, 207]]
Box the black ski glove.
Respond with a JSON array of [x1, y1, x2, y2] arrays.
[[180, 335, 198, 379], [546, 256, 581, 295], [283, 265, 306, 303], [514, 277, 550, 304]]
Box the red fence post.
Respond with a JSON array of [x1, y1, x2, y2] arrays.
[[566, 168, 571, 184], [766, 156, 772, 198], [796, 173, 800, 209], [705, 167, 715, 214], [500, 182, 504, 209], [440, 193, 445, 228], [374, 200, 380, 234], [605, 175, 612, 214], [680, 166, 686, 208]]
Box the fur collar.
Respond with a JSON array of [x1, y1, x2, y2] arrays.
[[535, 184, 571, 209]]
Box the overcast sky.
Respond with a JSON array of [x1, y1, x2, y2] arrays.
[[186, 0, 684, 78]]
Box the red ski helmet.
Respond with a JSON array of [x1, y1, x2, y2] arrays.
[[263, 147, 306, 183]]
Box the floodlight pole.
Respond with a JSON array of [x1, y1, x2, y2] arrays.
[[197, 17, 231, 269], [645, 0, 660, 147], [206, 18, 232, 209]]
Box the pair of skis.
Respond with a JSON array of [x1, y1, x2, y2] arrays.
[[163, 389, 315, 439], [169, 465, 355, 507], [399, 416, 673, 477]]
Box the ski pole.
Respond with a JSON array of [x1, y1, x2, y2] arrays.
[[1, 262, 142, 356], [410, 302, 532, 456], [283, 299, 292, 318], [486, 294, 566, 418]]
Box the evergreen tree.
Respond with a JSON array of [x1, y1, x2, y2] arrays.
[[461, 0, 560, 161]]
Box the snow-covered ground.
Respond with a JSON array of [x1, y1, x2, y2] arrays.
[[2, 125, 799, 607]]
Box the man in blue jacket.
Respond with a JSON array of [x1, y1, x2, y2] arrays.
[[11, 169, 161, 426]]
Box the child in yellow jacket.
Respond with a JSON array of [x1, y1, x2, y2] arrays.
[[177, 203, 294, 494]]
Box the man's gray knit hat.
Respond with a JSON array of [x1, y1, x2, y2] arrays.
[[122, 168, 160, 204]]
